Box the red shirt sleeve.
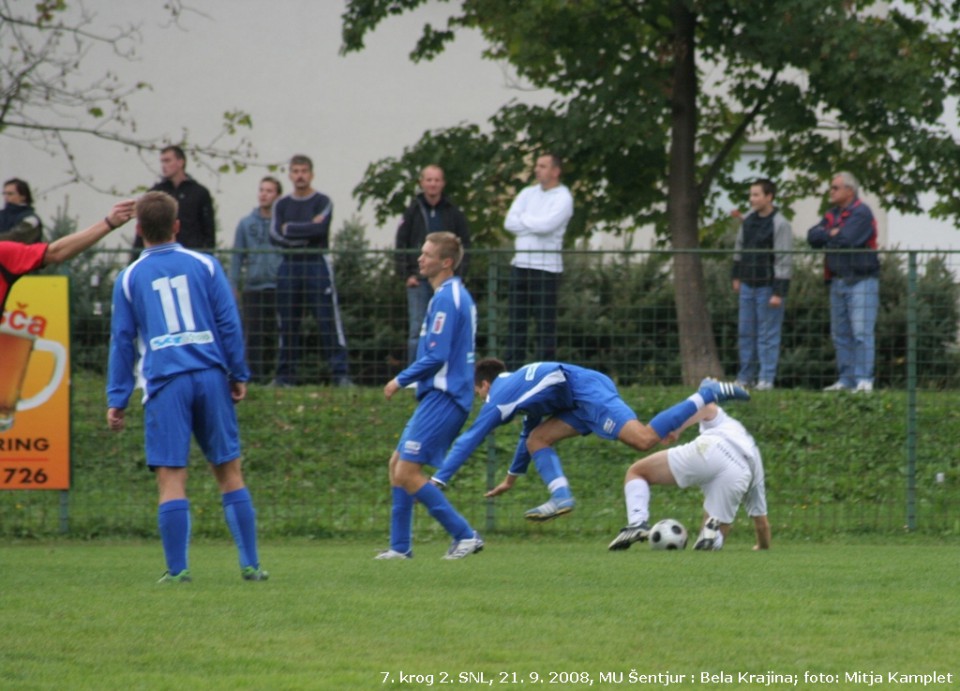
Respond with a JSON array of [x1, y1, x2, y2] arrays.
[[0, 241, 48, 309], [0, 241, 48, 274]]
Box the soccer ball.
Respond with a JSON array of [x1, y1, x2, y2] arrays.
[[649, 519, 688, 550]]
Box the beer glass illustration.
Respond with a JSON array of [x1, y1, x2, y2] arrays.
[[0, 325, 67, 432]]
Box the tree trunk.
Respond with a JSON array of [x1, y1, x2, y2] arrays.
[[667, 0, 722, 386]]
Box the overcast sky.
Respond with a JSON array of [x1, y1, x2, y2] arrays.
[[3, 1, 551, 249], [2, 0, 957, 257]]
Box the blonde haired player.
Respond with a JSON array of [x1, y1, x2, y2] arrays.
[[608, 403, 770, 551]]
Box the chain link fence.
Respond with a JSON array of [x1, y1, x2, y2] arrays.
[[2, 243, 958, 539]]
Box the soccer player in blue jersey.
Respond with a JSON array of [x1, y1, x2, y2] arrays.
[[431, 359, 750, 522], [107, 191, 267, 584], [269, 154, 351, 387], [377, 232, 483, 560]]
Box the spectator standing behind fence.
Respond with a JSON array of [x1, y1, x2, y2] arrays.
[[1, 200, 135, 313], [1, 178, 43, 244], [107, 191, 267, 584], [503, 153, 573, 369], [230, 176, 284, 384], [395, 164, 471, 365], [132, 146, 216, 257], [807, 171, 880, 394], [269, 155, 351, 387], [731, 178, 792, 391]]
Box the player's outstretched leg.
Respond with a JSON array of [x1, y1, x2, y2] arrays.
[[413, 483, 484, 560], [699, 378, 750, 404]]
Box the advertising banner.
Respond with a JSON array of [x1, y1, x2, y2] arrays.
[[0, 276, 71, 490]]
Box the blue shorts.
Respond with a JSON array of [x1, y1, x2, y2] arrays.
[[144, 369, 241, 467], [396, 391, 469, 468], [555, 368, 637, 440]]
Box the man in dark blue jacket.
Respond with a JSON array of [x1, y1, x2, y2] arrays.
[[807, 171, 880, 393], [270, 155, 351, 387]]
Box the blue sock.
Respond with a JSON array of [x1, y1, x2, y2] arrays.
[[413, 483, 472, 541], [390, 486, 414, 554], [697, 384, 718, 404], [222, 487, 259, 570], [531, 448, 571, 500], [158, 499, 191, 575], [648, 394, 705, 439]]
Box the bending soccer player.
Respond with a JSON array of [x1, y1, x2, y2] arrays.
[[431, 359, 750, 522], [377, 232, 483, 560], [608, 403, 770, 551]]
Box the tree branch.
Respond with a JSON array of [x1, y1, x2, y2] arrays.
[[697, 67, 780, 199]]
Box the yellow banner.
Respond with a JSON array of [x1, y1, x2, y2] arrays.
[[0, 276, 71, 490]]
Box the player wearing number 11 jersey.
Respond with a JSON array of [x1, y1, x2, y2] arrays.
[[107, 191, 267, 584]]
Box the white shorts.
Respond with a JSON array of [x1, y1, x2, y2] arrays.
[[667, 435, 753, 523]]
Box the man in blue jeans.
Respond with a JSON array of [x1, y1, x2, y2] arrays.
[[807, 171, 880, 393], [731, 178, 793, 391]]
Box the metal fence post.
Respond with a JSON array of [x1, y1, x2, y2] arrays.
[[485, 258, 500, 534], [59, 490, 69, 534], [906, 251, 918, 531]]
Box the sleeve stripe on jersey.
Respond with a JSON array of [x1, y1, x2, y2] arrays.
[[494, 370, 567, 421]]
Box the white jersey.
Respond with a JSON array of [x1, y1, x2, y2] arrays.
[[667, 406, 767, 522], [697, 406, 766, 517]]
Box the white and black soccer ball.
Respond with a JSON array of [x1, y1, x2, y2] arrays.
[[649, 519, 688, 550]]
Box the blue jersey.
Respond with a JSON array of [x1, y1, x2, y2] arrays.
[[396, 276, 476, 412], [434, 362, 576, 485], [107, 242, 250, 407]]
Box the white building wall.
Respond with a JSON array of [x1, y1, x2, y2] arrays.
[[1, 1, 954, 256]]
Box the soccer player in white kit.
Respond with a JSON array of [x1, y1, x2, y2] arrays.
[[608, 404, 770, 551]]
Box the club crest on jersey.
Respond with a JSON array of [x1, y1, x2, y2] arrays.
[[431, 311, 447, 334]]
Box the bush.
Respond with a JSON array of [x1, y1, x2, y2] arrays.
[[54, 209, 959, 389]]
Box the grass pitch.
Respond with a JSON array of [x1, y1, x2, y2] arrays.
[[0, 539, 955, 690]]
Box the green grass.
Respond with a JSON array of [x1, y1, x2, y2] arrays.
[[0, 539, 956, 690], [2, 372, 959, 540]]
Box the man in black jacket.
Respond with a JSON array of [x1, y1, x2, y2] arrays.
[[132, 146, 216, 257], [395, 165, 470, 364]]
